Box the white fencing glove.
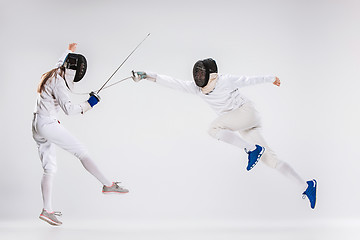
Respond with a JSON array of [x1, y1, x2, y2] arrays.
[[132, 71, 146, 82], [132, 71, 156, 82]]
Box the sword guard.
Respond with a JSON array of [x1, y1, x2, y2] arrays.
[[89, 91, 101, 101]]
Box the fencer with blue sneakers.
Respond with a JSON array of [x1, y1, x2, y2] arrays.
[[132, 60, 317, 209]]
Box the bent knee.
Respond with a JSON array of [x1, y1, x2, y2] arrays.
[[44, 168, 57, 175], [208, 125, 221, 139], [260, 151, 278, 169], [75, 151, 90, 161]]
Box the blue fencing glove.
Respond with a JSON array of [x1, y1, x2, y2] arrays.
[[88, 91, 101, 107]]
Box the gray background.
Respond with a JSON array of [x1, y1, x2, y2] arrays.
[[1, 0, 360, 232]]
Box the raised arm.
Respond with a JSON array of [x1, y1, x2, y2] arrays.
[[55, 43, 77, 68], [229, 74, 280, 88]]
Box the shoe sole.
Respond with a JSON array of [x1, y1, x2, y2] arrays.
[[311, 179, 317, 209], [247, 147, 265, 171], [39, 215, 62, 226], [102, 191, 129, 194]]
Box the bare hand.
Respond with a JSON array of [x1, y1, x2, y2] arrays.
[[273, 77, 280, 86], [68, 43, 77, 52]]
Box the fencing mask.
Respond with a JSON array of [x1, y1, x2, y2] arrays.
[[63, 53, 87, 82], [193, 58, 217, 87]]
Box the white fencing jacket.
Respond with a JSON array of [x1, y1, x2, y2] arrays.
[[34, 50, 90, 118], [152, 73, 275, 115]]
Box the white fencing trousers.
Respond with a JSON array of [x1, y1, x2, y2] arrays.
[[32, 114, 112, 211], [208, 102, 306, 188], [208, 102, 278, 168]]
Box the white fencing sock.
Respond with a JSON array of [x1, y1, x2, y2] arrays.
[[215, 129, 256, 151], [276, 160, 307, 190], [41, 173, 54, 212], [79, 155, 112, 186]]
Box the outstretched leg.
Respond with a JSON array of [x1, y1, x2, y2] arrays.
[[239, 120, 307, 189], [41, 121, 112, 186], [238, 114, 317, 209], [207, 103, 316, 207], [35, 116, 113, 186]]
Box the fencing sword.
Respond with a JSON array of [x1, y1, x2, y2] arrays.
[[71, 76, 132, 95], [70, 76, 133, 96], [95, 33, 151, 94], [99, 76, 133, 90]]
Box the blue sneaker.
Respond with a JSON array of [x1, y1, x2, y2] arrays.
[[302, 179, 317, 209], [246, 145, 265, 171]]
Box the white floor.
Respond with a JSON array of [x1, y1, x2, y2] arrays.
[[1, 219, 359, 240]]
